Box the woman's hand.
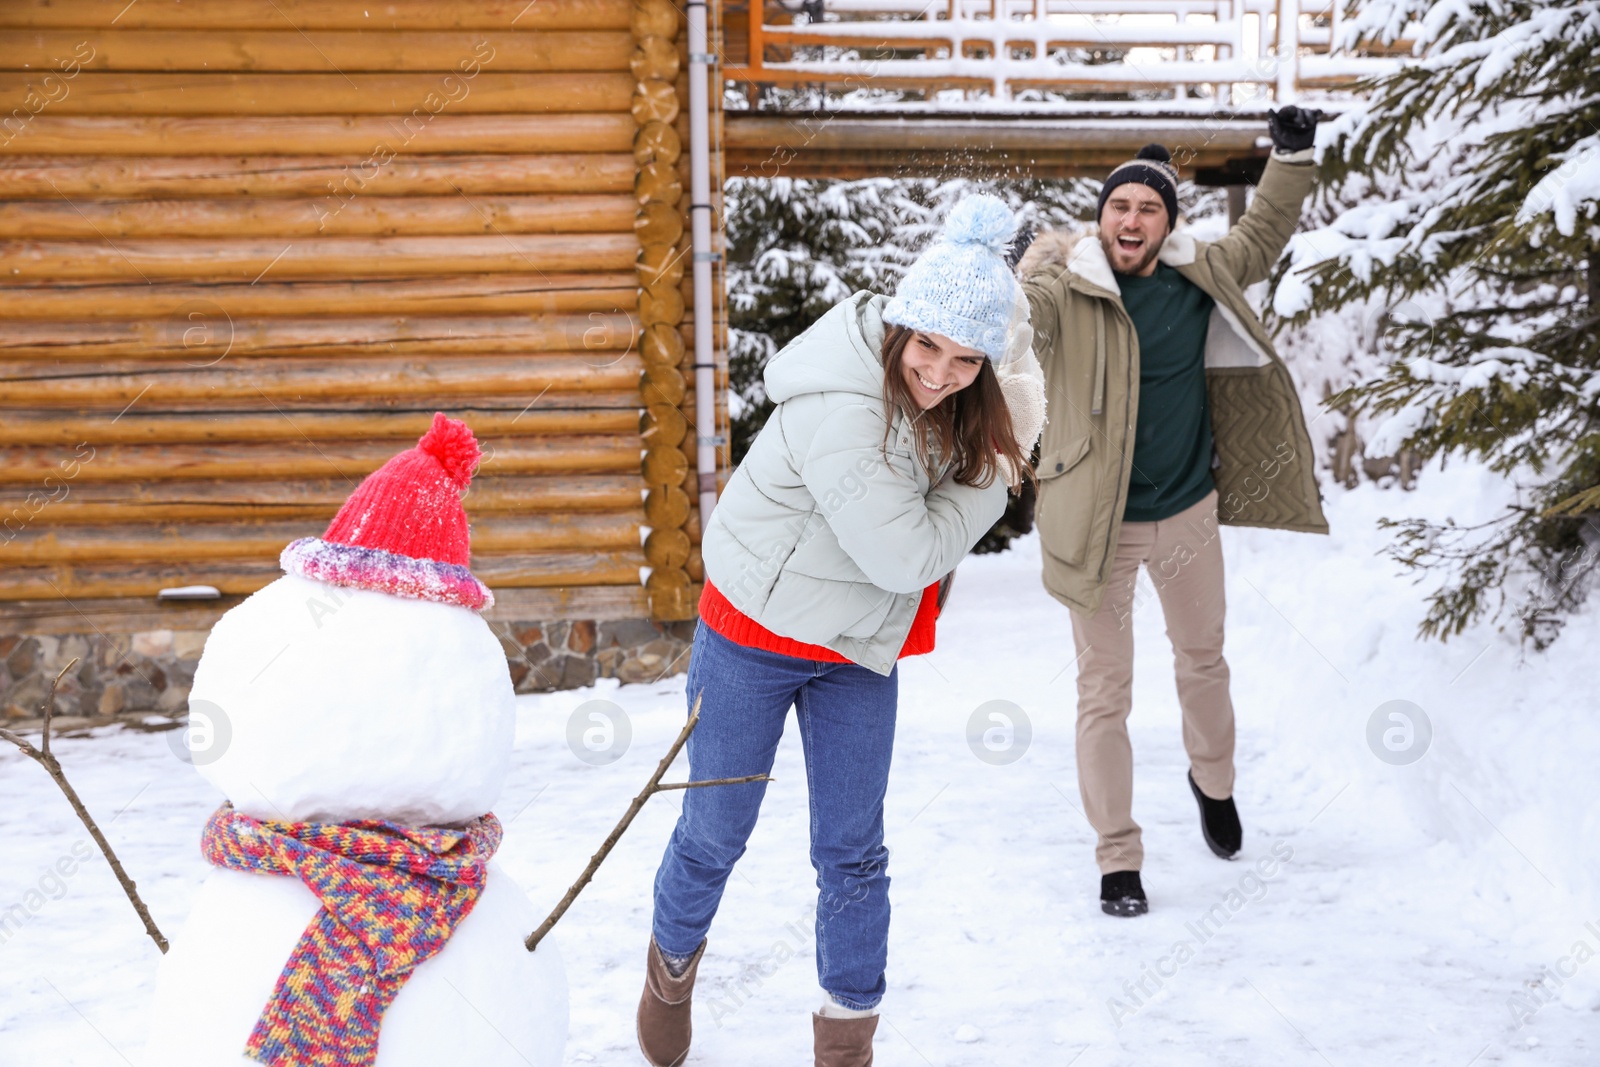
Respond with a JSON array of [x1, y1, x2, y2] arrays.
[[994, 291, 1046, 490], [996, 349, 1046, 491], [999, 351, 1046, 451]]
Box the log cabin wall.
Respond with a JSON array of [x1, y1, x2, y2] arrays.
[[0, 0, 729, 724]]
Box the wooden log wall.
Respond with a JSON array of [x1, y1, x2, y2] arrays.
[[0, 0, 728, 624]]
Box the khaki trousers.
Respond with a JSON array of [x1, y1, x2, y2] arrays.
[[1069, 489, 1234, 874]]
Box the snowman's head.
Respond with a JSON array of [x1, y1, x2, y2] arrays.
[[186, 414, 515, 826]]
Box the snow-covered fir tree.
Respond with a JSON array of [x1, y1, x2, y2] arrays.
[[1276, 0, 1600, 646]]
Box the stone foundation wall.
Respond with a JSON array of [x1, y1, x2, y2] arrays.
[[491, 619, 696, 693], [0, 619, 696, 728], [0, 631, 203, 728]]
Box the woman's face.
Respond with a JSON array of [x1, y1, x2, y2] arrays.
[[900, 331, 987, 410]]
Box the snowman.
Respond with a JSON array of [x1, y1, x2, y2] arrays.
[[143, 414, 568, 1067]]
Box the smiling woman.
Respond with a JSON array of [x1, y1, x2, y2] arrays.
[[635, 192, 1047, 1067], [881, 325, 1021, 490], [898, 330, 985, 408]]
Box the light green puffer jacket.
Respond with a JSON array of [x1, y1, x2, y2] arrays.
[[702, 291, 1008, 676]]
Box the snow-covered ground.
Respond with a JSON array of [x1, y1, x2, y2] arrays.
[[3, 461, 1597, 1066]]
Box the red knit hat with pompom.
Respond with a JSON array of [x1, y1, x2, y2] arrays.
[[279, 413, 493, 610]]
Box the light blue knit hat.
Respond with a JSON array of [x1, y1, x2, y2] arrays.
[[882, 193, 1020, 362]]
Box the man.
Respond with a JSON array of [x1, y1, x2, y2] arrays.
[[1017, 107, 1328, 917]]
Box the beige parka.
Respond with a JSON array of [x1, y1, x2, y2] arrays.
[[1019, 152, 1329, 616]]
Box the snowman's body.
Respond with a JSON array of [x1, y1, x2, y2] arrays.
[[144, 573, 568, 1066], [144, 865, 565, 1066]]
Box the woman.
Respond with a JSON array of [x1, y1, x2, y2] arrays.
[[637, 194, 1046, 1067]]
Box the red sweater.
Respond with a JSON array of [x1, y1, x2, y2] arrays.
[[699, 579, 940, 662]]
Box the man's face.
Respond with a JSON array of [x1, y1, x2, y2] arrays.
[[1099, 183, 1169, 277]]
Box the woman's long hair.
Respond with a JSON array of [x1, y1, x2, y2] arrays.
[[880, 324, 1031, 489]]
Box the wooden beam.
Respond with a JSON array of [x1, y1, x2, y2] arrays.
[[0, 436, 646, 484], [0, 594, 254, 634], [0, 0, 636, 31], [0, 389, 648, 415], [0, 583, 660, 636], [0, 154, 638, 198], [484, 584, 655, 623], [0, 474, 646, 524], [0, 550, 647, 600], [0, 409, 642, 446], [759, 29, 1235, 51], [0, 514, 644, 564], [0, 194, 638, 238], [723, 113, 1268, 180], [0, 233, 640, 281], [475, 551, 646, 589], [0, 274, 639, 318], [0, 313, 642, 361], [0, 31, 634, 73], [0, 72, 635, 115], [0, 115, 638, 157], [725, 114, 1261, 154], [0, 354, 645, 405]]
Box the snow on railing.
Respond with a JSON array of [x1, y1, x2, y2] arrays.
[[723, 0, 1407, 109]]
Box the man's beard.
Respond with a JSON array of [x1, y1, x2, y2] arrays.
[[1100, 231, 1162, 276]]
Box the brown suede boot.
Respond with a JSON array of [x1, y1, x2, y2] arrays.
[[636, 937, 705, 1067], [812, 1012, 878, 1067]]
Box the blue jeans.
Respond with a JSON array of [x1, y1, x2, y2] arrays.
[[651, 622, 898, 1010]]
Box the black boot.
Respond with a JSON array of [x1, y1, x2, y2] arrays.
[[1188, 770, 1241, 859], [1100, 870, 1148, 917]]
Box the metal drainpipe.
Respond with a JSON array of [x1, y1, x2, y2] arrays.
[[685, 0, 720, 527]]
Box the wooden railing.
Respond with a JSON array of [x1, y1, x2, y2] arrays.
[[722, 0, 1406, 107]]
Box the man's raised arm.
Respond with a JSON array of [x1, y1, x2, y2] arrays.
[[1208, 105, 1321, 288]]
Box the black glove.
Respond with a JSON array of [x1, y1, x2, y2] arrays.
[[1267, 106, 1322, 153]]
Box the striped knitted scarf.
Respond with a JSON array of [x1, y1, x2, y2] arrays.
[[201, 803, 503, 1067]]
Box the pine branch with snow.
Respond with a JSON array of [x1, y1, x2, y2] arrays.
[[1274, 0, 1600, 646]]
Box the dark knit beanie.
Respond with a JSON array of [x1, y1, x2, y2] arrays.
[[1097, 144, 1180, 232]]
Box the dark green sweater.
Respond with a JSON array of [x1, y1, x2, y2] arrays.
[[1115, 263, 1216, 522]]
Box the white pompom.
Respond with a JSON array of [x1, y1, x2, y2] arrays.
[[943, 193, 1017, 253]]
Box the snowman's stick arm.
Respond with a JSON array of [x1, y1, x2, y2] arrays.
[[652, 774, 770, 791], [0, 659, 169, 955], [526, 693, 771, 951], [524, 697, 704, 952]]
